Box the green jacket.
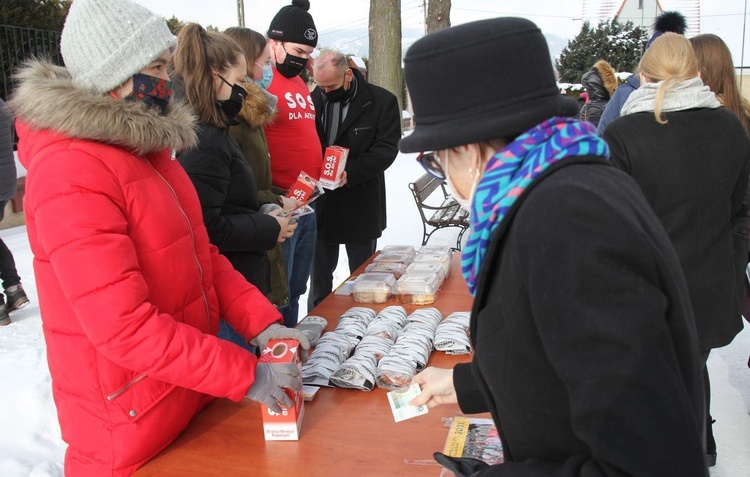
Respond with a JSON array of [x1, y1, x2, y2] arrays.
[[229, 82, 289, 308]]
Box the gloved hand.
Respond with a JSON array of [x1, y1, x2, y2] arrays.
[[433, 452, 489, 477], [246, 362, 302, 413], [251, 323, 311, 362]]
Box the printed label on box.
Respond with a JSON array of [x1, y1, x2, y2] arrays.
[[319, 146, 349, 190], [259, 339, 305, 440], [286, 171, 318, 202]]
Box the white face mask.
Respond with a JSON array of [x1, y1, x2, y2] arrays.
[[443, 150, 476, 211]]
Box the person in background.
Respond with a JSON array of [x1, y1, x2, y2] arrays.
[[604, 32, 750, 468], [264, 0, 322, 326], [172, 24, 298, 351], [579, 60, 617, 128], [690, 34, 750, 136], [403, 17, 707, 476], [597, 10, 687, 135], [0, 98, 29, 327], [308, 49, 400, 309], [690, 33, 750, 371], [224, 26, 299, 313], [10, 1, 305, 474]]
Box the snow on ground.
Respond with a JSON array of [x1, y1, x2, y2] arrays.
[[0, 152, 748, 476]]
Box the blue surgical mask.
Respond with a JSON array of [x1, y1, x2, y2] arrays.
[[255, 62, 274, 90]]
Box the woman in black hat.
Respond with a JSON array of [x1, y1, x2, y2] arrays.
[[405, 18, 708, 476]]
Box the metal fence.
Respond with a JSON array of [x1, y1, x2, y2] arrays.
[[1, 24, 62, 102]]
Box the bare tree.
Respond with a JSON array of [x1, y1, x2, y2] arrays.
[[426, 0, 451, 34], [368, 0, 403, 111]]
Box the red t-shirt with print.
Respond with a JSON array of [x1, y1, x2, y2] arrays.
[[264, 72, 322, 190]]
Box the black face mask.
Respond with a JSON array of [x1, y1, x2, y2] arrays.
[[276, 45, 308, 78], [216, 74, 247, 125], [321, 83, 347, 103]]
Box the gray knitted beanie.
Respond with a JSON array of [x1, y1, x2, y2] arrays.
[[60, 0, 176, 94]]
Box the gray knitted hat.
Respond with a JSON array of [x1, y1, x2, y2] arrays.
[[60, 0, 176, 94]]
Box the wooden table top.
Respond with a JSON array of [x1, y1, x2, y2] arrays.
[[136, 253, 477, 477]]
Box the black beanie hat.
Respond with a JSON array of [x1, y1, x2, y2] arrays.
[[399, 17, 579, 154], [268, 0, 318, 47], [646, 11, 687, 49]]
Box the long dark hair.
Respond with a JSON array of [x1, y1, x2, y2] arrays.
[[172, 23, 244, 128], [691, 33, 750, 136], [224, 27, 267, 78]]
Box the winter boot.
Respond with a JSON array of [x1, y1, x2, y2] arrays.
[[0, 296, 9, 326], [5, 284, 29, 312]]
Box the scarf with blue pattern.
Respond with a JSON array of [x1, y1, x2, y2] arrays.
[[461, 117, 609, 295]]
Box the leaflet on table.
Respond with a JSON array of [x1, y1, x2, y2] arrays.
[[442, 417, 504, 466]]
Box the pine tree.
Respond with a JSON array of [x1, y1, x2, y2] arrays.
[[556, 19, 648, 83]]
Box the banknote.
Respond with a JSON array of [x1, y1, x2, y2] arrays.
[[387, 382, 429, 423]]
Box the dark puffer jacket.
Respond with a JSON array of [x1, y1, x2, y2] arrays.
[[579, 60, 618, 128], [178, 124, 280, 295]]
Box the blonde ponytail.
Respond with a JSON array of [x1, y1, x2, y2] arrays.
[[638, 33, 698, 124]]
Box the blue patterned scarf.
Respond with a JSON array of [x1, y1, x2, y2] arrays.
[[461, 117, 609, 295]]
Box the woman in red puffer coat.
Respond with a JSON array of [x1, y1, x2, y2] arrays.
[[9, 0, 306, 475]]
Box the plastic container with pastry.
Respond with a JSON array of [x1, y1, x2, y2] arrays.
[[395, 272, 442, 305], [364, 261, 408, 279], [352, 272, 397, 303], [381, 244, 417, 260], [412, 250, 452, 277], [372, 251, 415, 266], [419, 244, 453, 255], [404, 262, 447, 283]]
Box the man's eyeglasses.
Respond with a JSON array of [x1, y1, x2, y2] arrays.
[[417, 152, 446, 180]]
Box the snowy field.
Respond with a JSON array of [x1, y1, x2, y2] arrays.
[[0, 151, 748, 476]]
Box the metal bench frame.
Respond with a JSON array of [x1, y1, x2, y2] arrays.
[[409, 173, 470, 251]]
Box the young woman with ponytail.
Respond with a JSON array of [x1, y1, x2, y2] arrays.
[[172, 24, 303, 350], [604, 32, 750, 468]]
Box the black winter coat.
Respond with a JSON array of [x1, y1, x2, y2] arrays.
[[178, 124, 280, 294], [454, 157, 707, 476], [604, 108, 750, 351], [311, 69, 400, 243], [579, 70, 609, 128], [0, 98, 16, 202]]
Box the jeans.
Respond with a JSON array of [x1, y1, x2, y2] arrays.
[[217, 319, 256, 353], [309, 239, 377, 309], [280, 212, 317, 327], [0, 201, 21, 291]]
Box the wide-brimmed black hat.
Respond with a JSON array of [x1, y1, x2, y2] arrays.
[[399, 17, 579, 153]]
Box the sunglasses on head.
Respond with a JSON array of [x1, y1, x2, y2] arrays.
[[417, 152, 446, 180]]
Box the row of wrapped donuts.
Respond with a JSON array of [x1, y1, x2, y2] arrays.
[[301, 306, 471, 392]]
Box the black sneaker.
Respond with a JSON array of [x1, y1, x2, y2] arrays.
[[5, 284, 29, 312], [0, 307, 9, 326]]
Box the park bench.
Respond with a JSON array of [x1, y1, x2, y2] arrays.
[[409, 173, 470, 251]]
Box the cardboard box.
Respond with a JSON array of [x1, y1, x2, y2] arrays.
[[319, 146, 349, 189], [286, 171, 318, 202], [259, 339, 305, 440]]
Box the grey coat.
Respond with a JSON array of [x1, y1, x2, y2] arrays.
[[0, 98, 17, 202]]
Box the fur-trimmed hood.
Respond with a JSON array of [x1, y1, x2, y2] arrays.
[[593, 60, 618, 97], [582, 60, 618, 101], [237, 80, 276, 129], [9, 60, 197, 155]]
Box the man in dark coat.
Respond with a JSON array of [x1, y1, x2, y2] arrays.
[[308, 49, 400, 308]]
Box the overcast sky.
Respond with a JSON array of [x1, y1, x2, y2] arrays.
[[132, 0, 750, 68]]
